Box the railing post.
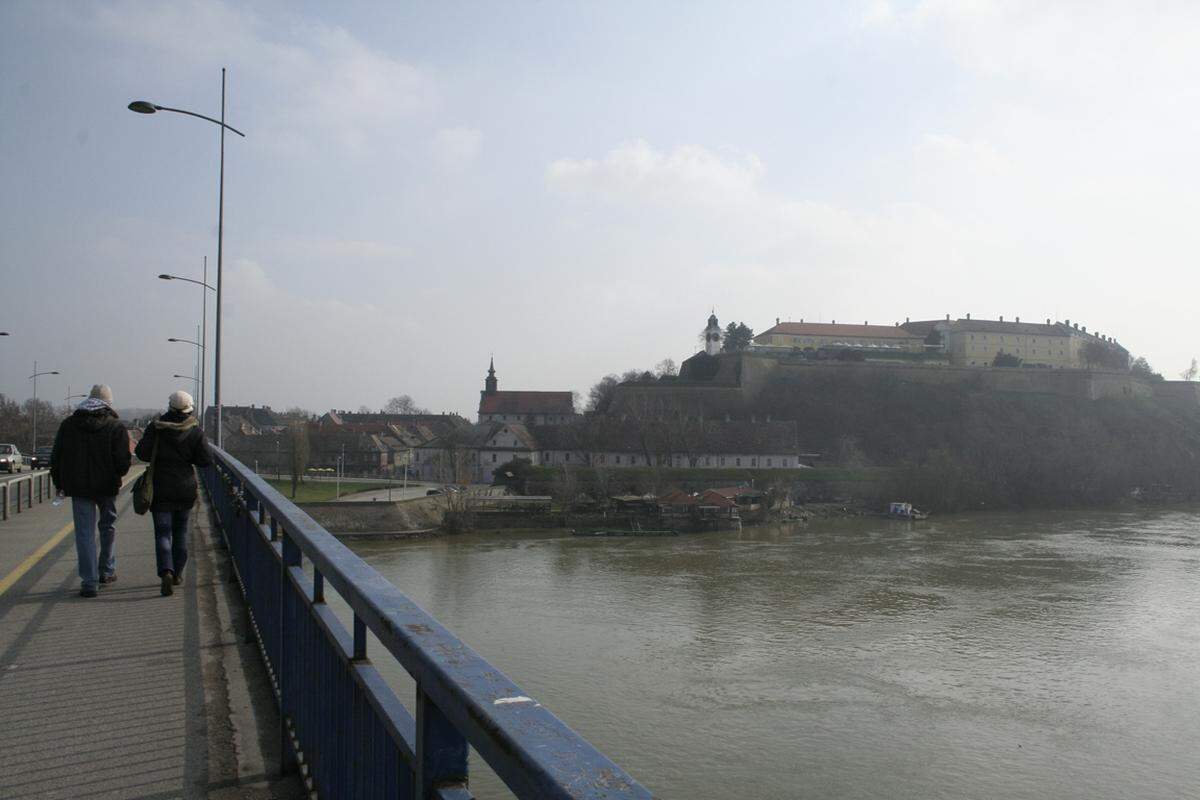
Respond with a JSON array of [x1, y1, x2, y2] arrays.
[[1, 483, 7, 521], [416, 689, 469, 798], [279, 530, 300, 776]]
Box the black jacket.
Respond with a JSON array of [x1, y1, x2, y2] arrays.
[[135, 411, 212, 511], [51, 404, 132, 498]]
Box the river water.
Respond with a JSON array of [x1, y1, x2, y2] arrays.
[[345, 509, 1200, 799]]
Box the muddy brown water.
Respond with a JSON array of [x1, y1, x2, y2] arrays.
[[335, 508, 1200, 799]]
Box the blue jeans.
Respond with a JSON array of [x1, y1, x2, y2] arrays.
[[72, 496, 117, 590], [152, 510, 191, 578]]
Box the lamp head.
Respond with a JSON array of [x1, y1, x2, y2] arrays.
[[158, 274, 173, 280], [168, 338, 179, 342], [128, 101, 158, 114], [49, 371, 59, 375], [0, 332, 8, 336]]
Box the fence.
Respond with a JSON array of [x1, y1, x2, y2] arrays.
[[202, 445, 653, 799], [1, 471, 54, 521]]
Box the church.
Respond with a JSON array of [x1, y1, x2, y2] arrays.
[[477, 358, 578, 425]]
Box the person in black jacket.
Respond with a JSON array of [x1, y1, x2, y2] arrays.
[[135, 390, 211, 596], [50, 384, 132, 597]]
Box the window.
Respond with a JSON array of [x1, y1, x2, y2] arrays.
[[751, 458, 757, 467], [783, 459, 789, 467], [720, 457, 726, 466], [767, 458, 772, 467], [735, 458, 741, 466], [491, 453, 497, 462], [704, 457, 711, 466], [565, 453, 570, 462], [599, 454, 606, 464], [544, 452, 550, 461], [615, 456, 621, 465]]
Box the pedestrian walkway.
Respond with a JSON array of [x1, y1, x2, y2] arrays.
[[0, 481, 303, 799]]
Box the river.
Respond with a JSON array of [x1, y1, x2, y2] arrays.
[[344, 508, 1200, 799]]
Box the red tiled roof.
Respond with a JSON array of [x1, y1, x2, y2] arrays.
[[479, 391, 575, 415], [756, 322, 921, 340]]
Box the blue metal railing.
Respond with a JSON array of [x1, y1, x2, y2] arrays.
[[202, 446, 654, 799]]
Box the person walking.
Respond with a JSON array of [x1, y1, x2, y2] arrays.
[[50, 385, 132, 598], [135, 390, 210, 596]]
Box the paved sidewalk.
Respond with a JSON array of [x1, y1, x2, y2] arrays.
[[0, 485, 303, 799]]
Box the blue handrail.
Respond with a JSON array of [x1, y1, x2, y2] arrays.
[[202, 446, 654, 799]]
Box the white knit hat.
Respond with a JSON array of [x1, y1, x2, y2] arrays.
[[89, 384, 114, 404], [169, 390, 195, 414]]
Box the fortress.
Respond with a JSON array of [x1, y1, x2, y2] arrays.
[[610, 314, 1198, 418]]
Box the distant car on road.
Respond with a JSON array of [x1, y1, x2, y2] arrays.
[[30, 446, 53, 471], [0, 444, 24, 473]]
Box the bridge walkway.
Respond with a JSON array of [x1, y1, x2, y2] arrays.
[[0, 480, 303, 799]]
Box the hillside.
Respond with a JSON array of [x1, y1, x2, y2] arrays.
[[754, 370, 1200, 511]]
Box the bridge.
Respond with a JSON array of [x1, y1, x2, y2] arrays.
[[0, 452, 654, 799]]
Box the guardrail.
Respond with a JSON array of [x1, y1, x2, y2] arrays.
[[1, 471, 54, 521], [202, 446, 654, 800]]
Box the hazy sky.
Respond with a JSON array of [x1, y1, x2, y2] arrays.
[[2, 1, 1197, 418]]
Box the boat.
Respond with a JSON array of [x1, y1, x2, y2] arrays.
[[572, 528, 679, 537], [886, 501, 929, 520]]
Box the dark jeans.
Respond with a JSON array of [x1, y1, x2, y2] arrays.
[[72, 496, 117, 590], [152, 509, 190, 578]]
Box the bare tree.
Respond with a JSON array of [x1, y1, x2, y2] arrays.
[[655, 358, 678, 377], [586, 375, 621, 414], [287, 422, 310, 499], [384, 394, 430, 414], [1181, 358, 1198, 382]]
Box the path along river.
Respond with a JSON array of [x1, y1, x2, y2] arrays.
[[342, 508, 1200, 799]]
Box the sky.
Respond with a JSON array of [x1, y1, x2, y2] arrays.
[[1, 0, 1197, 418]]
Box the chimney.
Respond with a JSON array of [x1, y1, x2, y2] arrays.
[[1065, 319, 1070, 327], [800, 318, 804, 323], [776, 317, 780, 325], [1046, 318, 1050, 324], [1074, 323, 1079, 330], [1015, 317, 1020, 323], [1082, 326, 1087, 333], [999, 315, 1004, 322], [946, 314, 950, 321], [864, 320, 868, 326], [894, 322, 899, 327], [905, 317, 910, 323], [966, 313, 971, 320], [832, 319, 836, 324]]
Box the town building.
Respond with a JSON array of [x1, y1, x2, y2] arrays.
[[477, 358, 578, 425]]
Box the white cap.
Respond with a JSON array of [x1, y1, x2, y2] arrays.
[[169, 390, 195, 414]]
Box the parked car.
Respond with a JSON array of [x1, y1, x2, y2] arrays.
[[30, 446, 53, 471], [0, 444, 24, 473]]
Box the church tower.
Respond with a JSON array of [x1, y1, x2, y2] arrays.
[[483, 357, 498, 395], [704, 312, 722, 356]]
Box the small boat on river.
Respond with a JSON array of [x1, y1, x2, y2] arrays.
[[886, 501, 929, 520]]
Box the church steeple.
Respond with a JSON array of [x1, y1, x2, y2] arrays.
[[484, 356, 498, 395]]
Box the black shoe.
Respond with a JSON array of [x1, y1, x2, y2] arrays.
[[161, 572, 174, 597], [172, 573, 183, 586], [99, 574, 117, 585], [80, 587, 98, 598]]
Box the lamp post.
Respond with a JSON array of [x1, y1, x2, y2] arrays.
[[160, 258, 213, 427], [173, 374, 201, 387], [131, 70, 245, 449], [167, 333, 204, 412], [28, 362, 60, 452]]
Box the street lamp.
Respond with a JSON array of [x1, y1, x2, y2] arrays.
[[173, 374, 201, 386], [131, 70, 246, 449], [28, 361, 60, 451], [168, 333, 204, 412], [160, 259, 214, 428]]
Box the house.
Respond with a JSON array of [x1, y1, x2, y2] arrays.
[[477, 358, 577, 425], [414, 421, 542, 485]]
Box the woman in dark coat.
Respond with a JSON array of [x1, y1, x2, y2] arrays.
[[135, 390, 211, 596]]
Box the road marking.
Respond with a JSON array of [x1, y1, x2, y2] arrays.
[[0, 470, 142, 599], [0, 519, 75, 597]]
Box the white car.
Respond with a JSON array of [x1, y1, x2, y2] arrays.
[[0, 444, 24, 473]]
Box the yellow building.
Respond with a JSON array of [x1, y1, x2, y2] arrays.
[[904, 317, 1128, 369], [753, 321, 926, 353]]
